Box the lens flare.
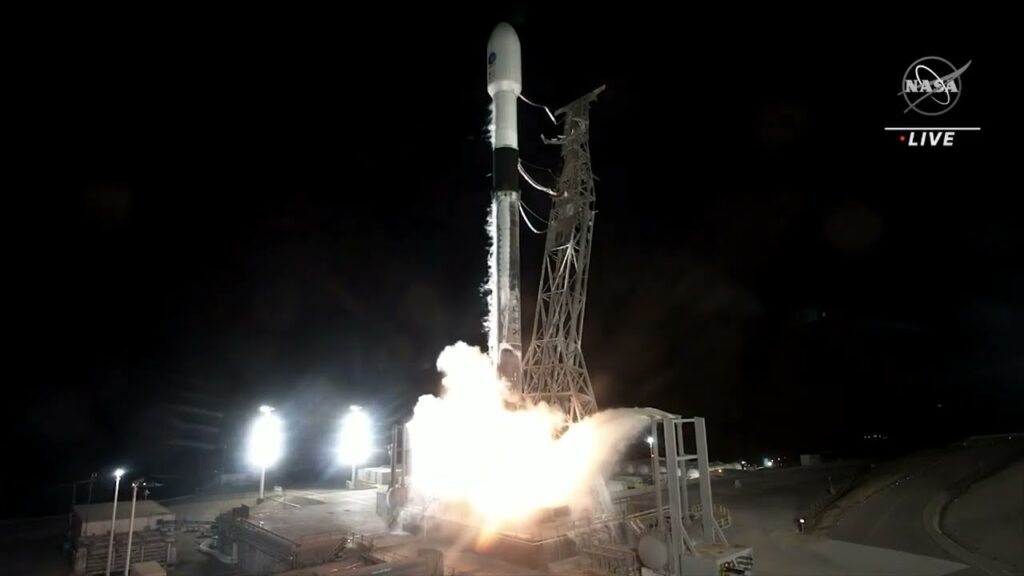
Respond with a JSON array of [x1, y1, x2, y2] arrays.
[[248, 409, 284, 468], [339, 406, 373, 466]]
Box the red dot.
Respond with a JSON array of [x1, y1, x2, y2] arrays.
[[899, 135, 906, 142]]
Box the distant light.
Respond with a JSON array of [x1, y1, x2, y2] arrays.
[[764, 458, 774, 468], [799, 517, 806, 524], [646, 436, 654, 446], [114, 468, 125, 479], [338, 406, 373, 466], [248, 406, 284, 468]]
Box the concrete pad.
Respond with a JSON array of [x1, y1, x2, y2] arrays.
[[248, 490, 387, 541], [721, 531, 969, 576], [805, 540, 968, 576]]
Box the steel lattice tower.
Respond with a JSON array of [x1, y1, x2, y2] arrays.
[[522, 86, 604, 422]]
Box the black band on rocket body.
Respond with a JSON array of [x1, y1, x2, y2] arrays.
[[493, 146, 519, 192]]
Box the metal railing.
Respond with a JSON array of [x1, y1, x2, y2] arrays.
[[349, 532, 409, 565], [689, 503, 732, 530], [232, 519, 297, 563]]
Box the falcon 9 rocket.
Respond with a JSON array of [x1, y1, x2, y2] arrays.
[[487, 23, 523, 390]]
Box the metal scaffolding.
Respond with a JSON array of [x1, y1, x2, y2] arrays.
[[521, 86, 604, 422]]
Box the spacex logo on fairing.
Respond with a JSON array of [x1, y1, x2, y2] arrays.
[[886, 56, 980, 147]]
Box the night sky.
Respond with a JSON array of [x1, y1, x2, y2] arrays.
[[7, 11, 1019, 516]]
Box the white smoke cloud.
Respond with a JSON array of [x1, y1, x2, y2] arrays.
[[407, 342, 649, 529], [483, 203, 498, 363], [484, 101, 495, 145]]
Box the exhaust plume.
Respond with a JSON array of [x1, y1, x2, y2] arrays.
[[407, 342, 648, 528]]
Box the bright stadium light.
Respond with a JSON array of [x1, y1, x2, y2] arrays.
[[339, 405, 373, 486], [248, 405, 284, 502]]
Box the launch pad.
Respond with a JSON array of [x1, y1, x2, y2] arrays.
[[392, 413, 752, 575], [208, 402, 752, 575], [418, 511, 579, 569]]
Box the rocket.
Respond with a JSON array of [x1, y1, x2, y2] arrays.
[[487, 23, 523, 389]]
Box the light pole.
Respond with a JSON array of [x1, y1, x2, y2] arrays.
[[339, 405, 372, 489], [248, 405, 283, 503], [105, 468, 125, 576], [123, 478, 145, 575], [259, 460, 266, 502], [646, 435, 655, 458]]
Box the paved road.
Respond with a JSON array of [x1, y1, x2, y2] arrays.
[[713, 462, 863, 533], [945, 456, 1024, 571], [830, 439, 1024, 575]]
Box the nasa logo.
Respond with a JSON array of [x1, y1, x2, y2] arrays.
[[488, 52, 497, 65], [898, 56, 971, 116], [888, 56, 979, 148]]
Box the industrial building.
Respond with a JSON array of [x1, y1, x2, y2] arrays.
[[353, 466, 399, 488], [70, 500, 176, 575], [211, 503, 443, 575]]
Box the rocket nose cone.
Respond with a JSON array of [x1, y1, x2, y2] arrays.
[[488, 22, 521, 64], [487, 22, 522, 96], [489, 22, 520, 47]]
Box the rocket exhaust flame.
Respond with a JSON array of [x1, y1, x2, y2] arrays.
[[407, 342, 648, 530]]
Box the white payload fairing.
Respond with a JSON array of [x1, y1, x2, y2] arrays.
[[487, 23, 523, 389]]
